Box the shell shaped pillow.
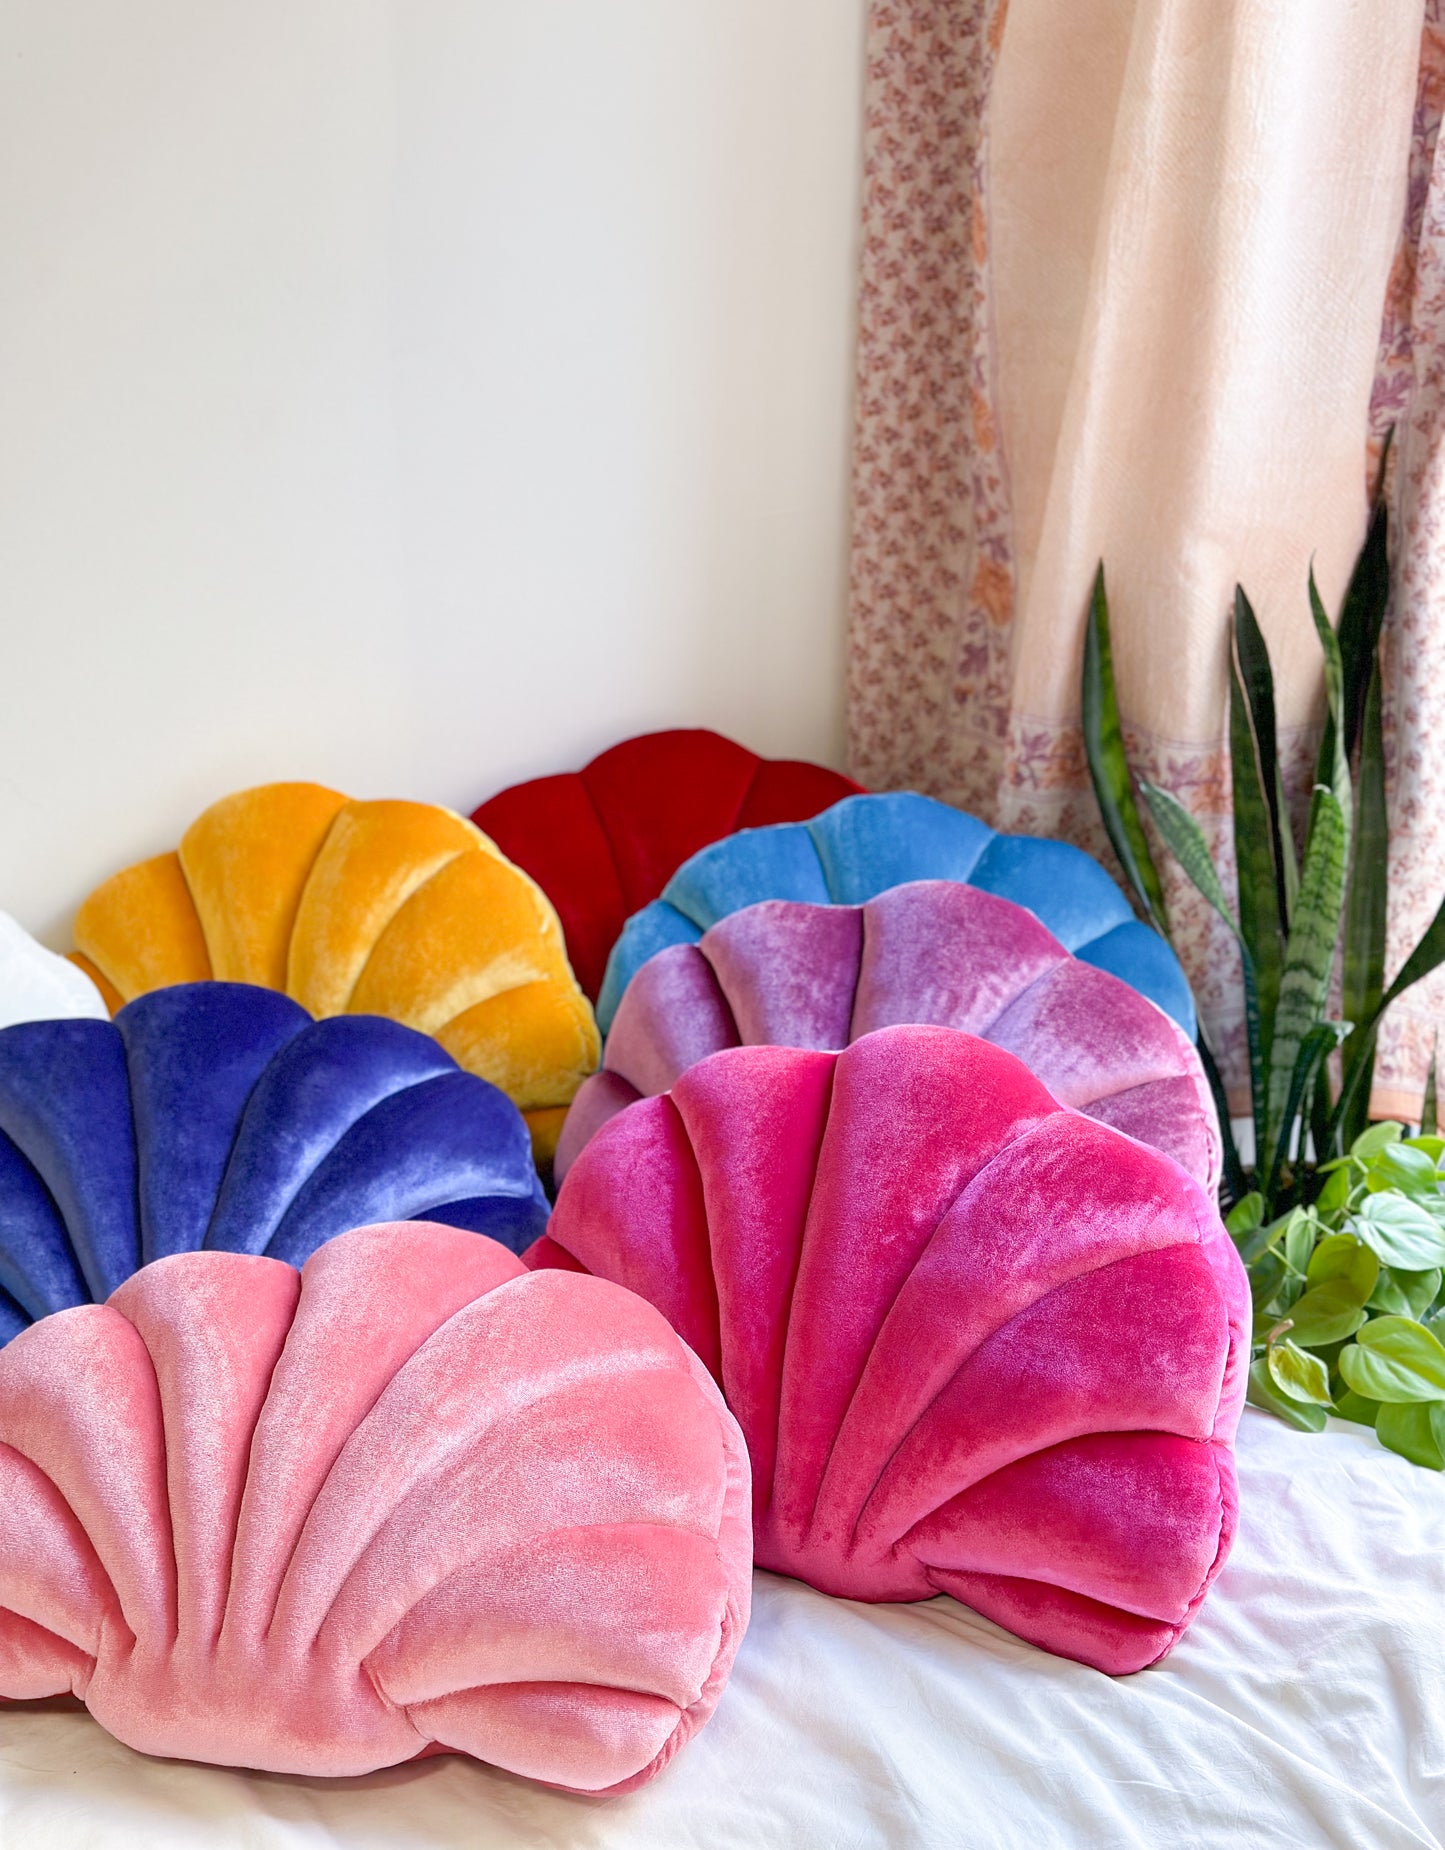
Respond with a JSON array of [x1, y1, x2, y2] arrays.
[[70, 783, 599, 1161], [0, 912, 108, 1030], [534, 1026, 1249, 1675], [0, 1221, 752, 1790], [597, 791, 1195, 1039], [561, 882, 1220, 1191], [0, 982, 549, 1345], [472, 730, 861, 1002]]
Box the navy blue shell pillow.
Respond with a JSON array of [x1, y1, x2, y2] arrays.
[[0, 983, 549, 1343], [597, 792, 1195, 1038]]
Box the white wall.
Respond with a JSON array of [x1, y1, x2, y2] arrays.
[[0, 2, 866, 941]]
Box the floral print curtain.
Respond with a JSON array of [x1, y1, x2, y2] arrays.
[[849, 0, 1442, 1111]]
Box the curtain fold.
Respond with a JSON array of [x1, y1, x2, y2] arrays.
[[850, 0, 1442, 1108]]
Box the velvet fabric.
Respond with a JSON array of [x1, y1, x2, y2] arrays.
[[596, 791, 1194, 1038], [0, 1221, 752, 1790], [0, 913, 108, 1030], [559, 882, 1220, 1191], [472, 730, 861, 1002], [534, 1026, 1249, 1675], [0, 984, 550, 1344], [71, 783, 600, 1162]]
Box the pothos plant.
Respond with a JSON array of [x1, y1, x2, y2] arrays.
[[1082, 447, 1445, 1465]]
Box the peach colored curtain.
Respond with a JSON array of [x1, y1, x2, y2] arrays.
[[849, 0, 1444, 1108]]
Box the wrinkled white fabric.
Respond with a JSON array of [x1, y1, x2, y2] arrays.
[[0, 1411, 1439, 1847]]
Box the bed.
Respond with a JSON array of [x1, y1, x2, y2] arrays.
[[1, 1409, 1439, 1848]]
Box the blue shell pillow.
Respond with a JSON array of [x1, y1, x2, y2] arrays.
[[0, 982, 549, 1343], [597, 792, 1195, 1038]]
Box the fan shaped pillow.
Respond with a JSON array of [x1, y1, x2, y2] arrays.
[[597, 791, 1195, 1039], [70, 783, 599, 1161], [0, 1220, 752, 1789], [561, 883, 1220, 1192], [533, 1026, 1248, 1675], [472, 730, 861, 1002], [0, 983, 549, 1345], [0, 912, 108, 1030]]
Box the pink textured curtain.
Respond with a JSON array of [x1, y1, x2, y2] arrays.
[[849, 0, 1445, 1110]]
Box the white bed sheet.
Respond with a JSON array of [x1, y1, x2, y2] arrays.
[[1, 1410, 1441, 1849]]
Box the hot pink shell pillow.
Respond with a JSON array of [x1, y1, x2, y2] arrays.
[[534, 1027, 1249, 1675], [559, 882, 1220, 1191], [0, 1222, 751, 1791]]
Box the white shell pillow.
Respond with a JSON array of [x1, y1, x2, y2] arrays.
[[0, 911, 107, 1029]]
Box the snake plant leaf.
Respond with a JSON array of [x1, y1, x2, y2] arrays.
[[1339, 664, 1387, 1149], [1267, 1338, 1334, 1406], [1193, 1031, 1248, 1203], [1424, 1039, 1439, 1138], [1337, 462, 1391, 763], [1139, 778, 1267, 1152], [1230, 590, 1288, 1056], [1332, 879, 1445, 1147], [1308, 565, 1352, 826], [1137, 782, 1235, 926], [1264, 1020, 1349, 1203], [1375, 1398, 1445, 1470], [1247, 1357, 1328, 1431], [1338, 1316, 1445, 1402], [1266, 787, 1347, 1158], [1081, 565, 1169, 934]]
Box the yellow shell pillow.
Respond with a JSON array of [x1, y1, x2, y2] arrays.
[[70, 784, 599, 1162]]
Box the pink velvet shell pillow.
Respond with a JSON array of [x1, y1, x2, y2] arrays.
[[533, 1027, 1249, 1675], [559, 881, 1220, 1191], [0, 1222, 751, 1792]]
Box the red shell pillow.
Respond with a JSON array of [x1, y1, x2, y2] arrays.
[[534, 1027, 1249, 1675], [472, 730, 861, 1000], [558, 881, 1220, 1190], [0, 1221, 751, 1792]]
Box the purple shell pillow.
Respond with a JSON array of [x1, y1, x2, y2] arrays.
[[558, 881, 1220, 1190], [534, 1027, 1249, 1675]]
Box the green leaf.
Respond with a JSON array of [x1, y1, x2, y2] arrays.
[[1247, 1357, 1328, 1432], [1230, 590, 1286, 1110], [1307, 1233, 1380, 1298], [1338, 664, 1387, 1149], [1249, 1251, 1287, 1311], [1366, 1141, 1441, 1198], [1137, 782, 1236, 930], [1263, 1021, 1349, 1205], [1283, 1281, 1369, 1347], [1368, 1267, 1443, 1320], [1308, 564, 1352, 826], [1265, 788, 1348, 1158], [1352, 1121, 1404, 1159], [1081, 566, 1169, 934], [1333, 1389, 1381, 1428], [1334, 886, 1445, 1147], [1138, 778, 1267, 1155], [1424, 1039, 1439, 1138], [1314, 1164, 1352, 1218], [1194, 1031, 1248, 1205], [1337, 1316, 1445, 1402], [1336, 467, 1391, 764], [1226, 1192, 1265, 1238], [1375, 1399, 1445, 1470], [1267, 1338, 1334, 1406], [1404, 1133, 1445, 1161], [1351, 1193, 1445, 1270]]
